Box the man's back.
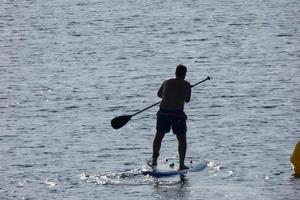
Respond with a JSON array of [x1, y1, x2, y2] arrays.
[[159, 78, 191, 111]]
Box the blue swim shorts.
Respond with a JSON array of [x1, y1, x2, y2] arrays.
[[156, 109, 187, 135]]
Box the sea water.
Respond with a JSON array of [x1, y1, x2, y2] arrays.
[[1, 0, 299, 199]]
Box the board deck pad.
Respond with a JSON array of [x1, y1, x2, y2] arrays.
[[142, 159, 207, 177]]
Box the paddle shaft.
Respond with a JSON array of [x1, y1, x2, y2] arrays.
[[131, 76, 210, 117]]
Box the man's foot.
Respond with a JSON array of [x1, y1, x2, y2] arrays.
[[147, 158, 157, 168], [179, 165, 189, 170], [147, 153, 159, 168]]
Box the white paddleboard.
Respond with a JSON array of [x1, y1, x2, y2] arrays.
[[142, 159, 207, 177]]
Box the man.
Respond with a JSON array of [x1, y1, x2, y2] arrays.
[[149, 64, 191, 170]]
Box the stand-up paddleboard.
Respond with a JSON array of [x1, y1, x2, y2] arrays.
[[142, 159, 207, 177]]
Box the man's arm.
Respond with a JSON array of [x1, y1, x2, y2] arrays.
[[157, 82, 164, 98], [185, 83, 191, 103]]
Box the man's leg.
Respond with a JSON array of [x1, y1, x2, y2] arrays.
[[176, 133, 189, 170], [151, 132, 165, 166]]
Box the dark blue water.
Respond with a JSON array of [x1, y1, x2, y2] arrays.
[[1, 0, 299, 199]]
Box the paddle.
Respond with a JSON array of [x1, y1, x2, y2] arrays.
[[111, 76, 210, 129]]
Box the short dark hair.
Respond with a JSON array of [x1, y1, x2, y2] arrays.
[[175, 64, 187, 77]]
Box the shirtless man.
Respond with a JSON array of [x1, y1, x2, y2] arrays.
[[150, 64, 191, 170]]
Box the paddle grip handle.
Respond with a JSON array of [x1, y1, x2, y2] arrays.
[[132, 76, 210, 117]]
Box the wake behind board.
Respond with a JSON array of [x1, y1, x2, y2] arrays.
[[142, 159, 207, 178]]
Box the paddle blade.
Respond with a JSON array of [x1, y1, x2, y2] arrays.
[[111, 115, 132, 129]]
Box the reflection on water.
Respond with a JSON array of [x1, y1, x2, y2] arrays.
[[153, 176, 189, 200]]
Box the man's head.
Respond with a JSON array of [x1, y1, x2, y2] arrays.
[[175, 64, 187, 79]]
